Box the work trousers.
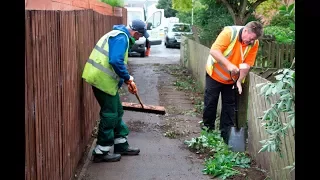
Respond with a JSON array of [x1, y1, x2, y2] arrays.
[[203, 73, 236, 143], [92, 86, 129, 152]]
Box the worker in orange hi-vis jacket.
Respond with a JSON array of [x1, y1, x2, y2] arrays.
[[203, 21, 264, 144]]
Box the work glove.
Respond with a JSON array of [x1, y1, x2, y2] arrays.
[[127, 81, 138, 94], [124, 75, 134, 84], [124, 76, 133, 85], [124, 75, 137, 94]]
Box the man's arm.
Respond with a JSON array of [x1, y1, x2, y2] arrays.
[[238, 41, 259, 82], [108, 34, 130, 81], [210, 28, 239, 73]]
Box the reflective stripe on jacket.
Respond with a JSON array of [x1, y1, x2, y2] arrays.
[[82, 30, 129, 96], [206, 26, 257, 84]]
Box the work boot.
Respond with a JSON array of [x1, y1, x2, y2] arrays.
[[145, 48, 150, 56], [114, 146, 140, 155], [92, 152, 121, 163]]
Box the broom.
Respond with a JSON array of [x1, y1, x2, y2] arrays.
[[122, 84, 166, 115]]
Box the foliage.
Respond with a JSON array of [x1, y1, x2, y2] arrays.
[[279, 3, 295, 20], [256, 68, 295, 171], [254, 0, 282, 25], [185, 129, 251, 179], [263, 26, 294, 44], [177, 0, 234, 41], [156, 0, 178, 17], [212, 0, 267, 25], [100, 0, 124, 7], [196, 1, 234, 41], [270, 3, 295, 29], [174, 0, 267, 25], [172, 0, 193, 12], [177, 0, 261, 44], [269, 14, 293, 27]]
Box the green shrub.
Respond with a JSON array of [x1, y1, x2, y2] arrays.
[[101, 0, 124, 7], [270, 14, 293, 27], [264, 26, 295, 44], [185, 129, 251, 179]]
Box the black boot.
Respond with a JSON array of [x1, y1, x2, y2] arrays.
[[92, 152, 121, 163], [114, 146, 140, 155]]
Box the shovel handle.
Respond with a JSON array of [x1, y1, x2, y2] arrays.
[[229, 71, 240, 84], [230, 71, 240, 129]]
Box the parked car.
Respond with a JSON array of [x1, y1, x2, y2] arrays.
[[129, 37, 147, 57], [127, 7, 165, 57], [165, 23, 193, 48]]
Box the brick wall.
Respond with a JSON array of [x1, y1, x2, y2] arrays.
[[25, 0, 120, 16]]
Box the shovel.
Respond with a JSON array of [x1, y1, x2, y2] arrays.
[[228, 72, 246, 152]]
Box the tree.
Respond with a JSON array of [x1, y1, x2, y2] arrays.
[[156, 0, 178, 18], [173, 0, 269, 25], [220, 0, 267, 25], [254, 0, 282, 25]]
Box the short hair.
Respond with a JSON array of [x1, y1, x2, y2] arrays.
[[245, 21, 263, 39]]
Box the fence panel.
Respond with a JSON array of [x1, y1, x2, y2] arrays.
[[25, 10, 63, 180], [25, 9, 123, 180], [255, 41, 295, 68], [248, 73, 295, 180]]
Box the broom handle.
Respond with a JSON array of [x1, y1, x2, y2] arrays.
[[129, 83, 144, 109], [135, 93, 144, 109]]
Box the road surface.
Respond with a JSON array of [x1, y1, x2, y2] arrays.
[[81, 43, 211, 180]]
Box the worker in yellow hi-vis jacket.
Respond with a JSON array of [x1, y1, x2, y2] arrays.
[[82, 19, 149, 163]]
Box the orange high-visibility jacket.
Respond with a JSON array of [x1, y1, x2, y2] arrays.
[[206, 26, 259, 84]]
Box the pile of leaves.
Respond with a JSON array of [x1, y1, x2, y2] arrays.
[[185, 128, 251, 179]]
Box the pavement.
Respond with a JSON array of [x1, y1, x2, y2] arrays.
[[78, 43, 212, 180]]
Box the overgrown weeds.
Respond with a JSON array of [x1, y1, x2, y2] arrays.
[[185, 128, 251, 179]]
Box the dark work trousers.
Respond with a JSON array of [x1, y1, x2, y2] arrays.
[[203, 73, 235, 143], [92, 86, 130, 152]]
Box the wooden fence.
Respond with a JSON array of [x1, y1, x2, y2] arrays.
[[25, 9, 123, 180], [199, 38, 295, 69], [247, 73, 295, 180], [180, 36, 295, 180], [255, 41, 295, 69]]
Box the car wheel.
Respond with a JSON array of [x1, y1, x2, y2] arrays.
[[165, 43, 170, 48]]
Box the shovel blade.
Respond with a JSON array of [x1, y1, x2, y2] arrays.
[[228, 127, 246, 152]]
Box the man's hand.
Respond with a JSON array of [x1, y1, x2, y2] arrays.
[[236, 80, 242, 94], [227, 63, 239, 74], [128, 81, 138, 94], [124, 75, 134, 85]]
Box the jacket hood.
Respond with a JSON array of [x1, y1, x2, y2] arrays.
[[113, 25, 131, 38]]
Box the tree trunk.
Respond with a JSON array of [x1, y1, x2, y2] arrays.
[[233, 15, 248, 26], [234, 16, 245, 25]]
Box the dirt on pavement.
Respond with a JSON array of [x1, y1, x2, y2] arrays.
[[76, 46, 268, 180], [155, 64, 268, 180]]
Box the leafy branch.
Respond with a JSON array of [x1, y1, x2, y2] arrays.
[[256, 66, 295, 171]]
